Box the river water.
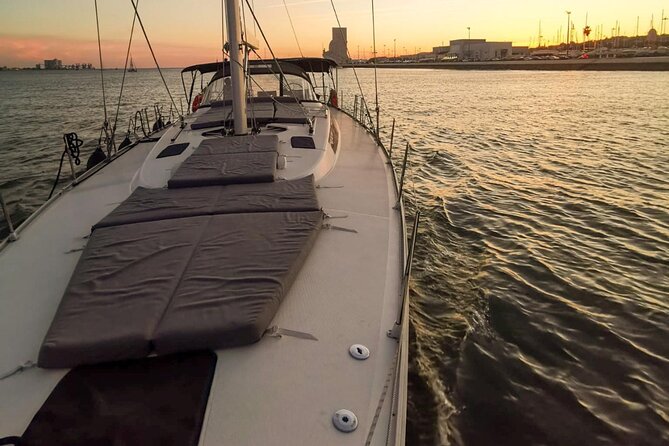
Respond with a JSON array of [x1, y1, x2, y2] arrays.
[[1, 68, 668, 445]]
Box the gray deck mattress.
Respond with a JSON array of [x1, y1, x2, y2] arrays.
[[38, 216, 209, 367], [93, 175, 319, 230], [168, 151, 277, 188], [38, 132, 321, 368], [195, 134, 278, 154], [38, 211, 323, 368], [152, 211, 323, 354]]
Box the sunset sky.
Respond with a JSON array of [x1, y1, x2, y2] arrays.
[[0, 0, 666, 68]]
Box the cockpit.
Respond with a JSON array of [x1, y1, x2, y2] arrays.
[[202, 73, 317, 105]]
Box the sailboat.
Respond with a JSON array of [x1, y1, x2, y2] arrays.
[[0, 0, 415, 444], [128, 54, 137, 72]]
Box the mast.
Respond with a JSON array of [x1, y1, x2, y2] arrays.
[[224, 0, 248, 135]]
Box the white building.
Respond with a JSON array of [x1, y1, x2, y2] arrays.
[[449, 39, 512, 60]]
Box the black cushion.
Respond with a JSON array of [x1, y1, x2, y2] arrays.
[[21, 351, 216, 446]]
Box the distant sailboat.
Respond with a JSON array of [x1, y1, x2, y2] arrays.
[[128, 55, 137, 72]]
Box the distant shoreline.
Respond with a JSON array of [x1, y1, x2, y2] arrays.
[[343, 56, 669, 71]]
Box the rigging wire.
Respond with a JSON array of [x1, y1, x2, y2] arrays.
[[247, 48, 318, 117], [129, 0, 182, 119], [94, 0, 109, 125], [242, 0, 312, 126], [221, 0, 226, 62], [207, 50, 313, 130], [111, 0, 140, 150], [251, 0, 256, 35], [240, 0, 257, 131], [282, 0, 304, 58], [212, 45, 324, 137], [371, 0, 380, 135], [328, 0, 375, 132]]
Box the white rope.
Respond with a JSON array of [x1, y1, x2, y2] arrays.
[[0, 361, 35, 381]]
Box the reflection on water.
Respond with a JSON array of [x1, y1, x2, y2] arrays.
[[340, 68, 668, 445], [2, 68, 669, 445]]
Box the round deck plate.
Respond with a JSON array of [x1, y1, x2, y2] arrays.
[[333, 409, 358, 432], [349, 344, 370, 360]]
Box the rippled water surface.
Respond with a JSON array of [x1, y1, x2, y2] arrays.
[[1, 68, 668, 445]]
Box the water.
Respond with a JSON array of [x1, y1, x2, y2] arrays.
[[0, 69, 184, 225], [2, 68, 668, 445]]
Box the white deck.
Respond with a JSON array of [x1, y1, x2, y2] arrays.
[[0, 109, 405, 445]]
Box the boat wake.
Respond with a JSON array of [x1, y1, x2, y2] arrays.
[[371, 69, 669, 445]]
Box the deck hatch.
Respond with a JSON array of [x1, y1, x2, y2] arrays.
[[291, 136, 316, 149], [156, 143, 190, 159]]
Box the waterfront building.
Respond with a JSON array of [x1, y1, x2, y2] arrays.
[[323, 27, 349, 64], [432, 46, 450, 57], [44, 59, 63, 70], [449, 39, 512, 60]]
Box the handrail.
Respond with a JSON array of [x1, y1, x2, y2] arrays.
[[0, 193, 18, 242], [387, 210, 420, 340], [396, 142, 410, 207], [388, 118, 395, 159]]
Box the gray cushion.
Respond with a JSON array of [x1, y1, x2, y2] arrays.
[[38, 211, 323, 368], [168, 151, 277, 188], [195, 135, 278, 155], [93, 176, 319, 230], [38, 216, 210, 368], [153, 211, 323, 354]]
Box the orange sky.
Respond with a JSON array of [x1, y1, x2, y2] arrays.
[[1, 0, 666, 67]]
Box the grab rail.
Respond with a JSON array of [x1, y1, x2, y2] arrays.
[[0, 193, 18, 242], [388, 210, 420, 340]]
